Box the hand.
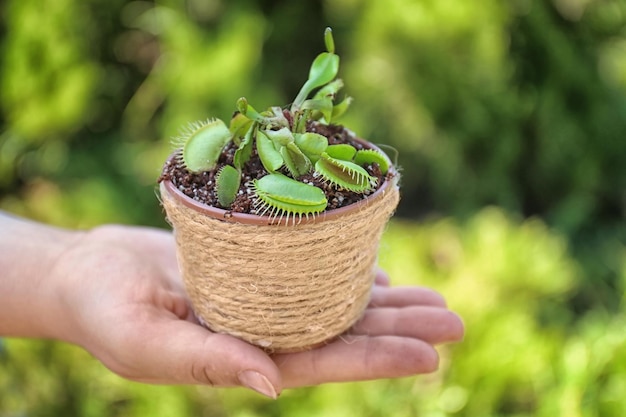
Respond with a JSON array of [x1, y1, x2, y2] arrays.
[[44, 225, 463, 398]]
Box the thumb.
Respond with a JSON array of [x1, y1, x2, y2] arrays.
[[98, 318, 282, 399]]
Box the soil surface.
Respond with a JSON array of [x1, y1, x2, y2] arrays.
[[158, 121, 388, 214]]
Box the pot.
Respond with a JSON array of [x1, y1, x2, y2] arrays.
[[160, 147, 400, 352]]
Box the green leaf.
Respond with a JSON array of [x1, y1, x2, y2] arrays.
[[313, 79, 344, 100], [216, 165, 240, 208], [331, 95, 353, 121], [295, 132, 328, 163], [257, 131, 284, 173], [237, 97, 270, 125], [301, 97, 333, 122], [326, 144, 357, 161], [324, 27, 335, 54], [233, 123, 255, 170], [264, 127, 295, 147], [281, 142, 311, 178], [229, 112, 253, 145], [310, 79, 347, 123], [268, 106, 290, 128], [308, 52, 340, 91], [292, 52, 340, 110]]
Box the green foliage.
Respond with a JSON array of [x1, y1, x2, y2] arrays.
[[0, 0, 100, 142], [336, 0, 626, 312]]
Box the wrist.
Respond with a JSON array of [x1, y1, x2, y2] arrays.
[[0, 212, 86, 340]]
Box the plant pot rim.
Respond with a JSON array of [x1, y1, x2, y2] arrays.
[[161, 140, 398, 226]]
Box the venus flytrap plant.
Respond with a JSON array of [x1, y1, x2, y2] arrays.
[[170, 28, 393, 224], [159, 28, 401, 355]]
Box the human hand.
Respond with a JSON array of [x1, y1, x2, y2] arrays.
[[44, 225, 463, 398]]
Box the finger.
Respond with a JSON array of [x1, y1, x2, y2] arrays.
[[374, 268, 390, 286], [101, 317, 282, 398], [369, 286, 447, 308], [351, 306, 465, 344], [273, 335, 439, 388]]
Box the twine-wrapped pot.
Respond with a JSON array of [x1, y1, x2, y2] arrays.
[[160, 157, 400, 353]]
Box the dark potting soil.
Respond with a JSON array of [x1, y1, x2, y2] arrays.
[[158, 121, 388, 214]]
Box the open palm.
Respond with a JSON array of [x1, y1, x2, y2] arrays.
[[52, 225, 463, 398]]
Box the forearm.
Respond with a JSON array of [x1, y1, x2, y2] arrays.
[[0, 211, 85, 339]]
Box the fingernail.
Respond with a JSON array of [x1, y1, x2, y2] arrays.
[[238, 370, 278, 399]]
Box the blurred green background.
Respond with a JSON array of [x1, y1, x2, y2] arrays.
[[1, 0, 625, 415]]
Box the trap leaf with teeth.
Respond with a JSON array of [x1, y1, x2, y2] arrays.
[[354, 149, 390, 174], [177, 119, 231, 173], [315, 153, 376, 192], [253, 173, 328, 222]]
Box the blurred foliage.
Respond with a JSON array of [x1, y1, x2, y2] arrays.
[[1, 209, 625, 416], [1, 0, 625, 415]]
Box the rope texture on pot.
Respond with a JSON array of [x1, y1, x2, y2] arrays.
[[161, 180, 400, 352]]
